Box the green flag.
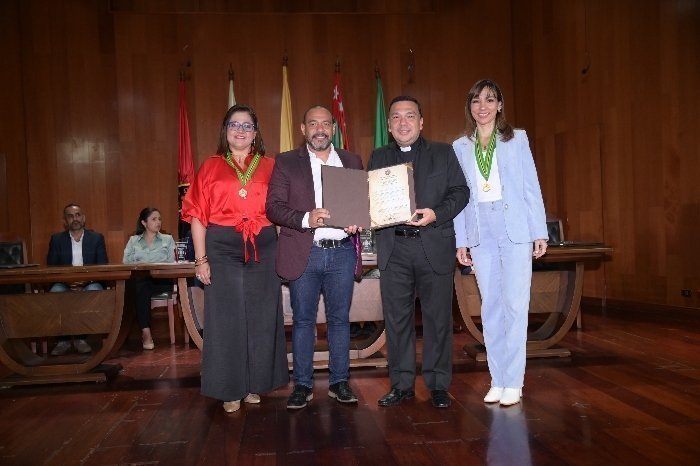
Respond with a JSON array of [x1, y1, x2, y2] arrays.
[[374, 72, 388, 148]]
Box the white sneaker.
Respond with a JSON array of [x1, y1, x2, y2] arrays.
[[51, 340, 72, 356], [499, 388, 523, 406], [483, 387, 504, 403], [73, 339, 92, 354]]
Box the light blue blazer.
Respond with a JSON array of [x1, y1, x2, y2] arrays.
[[453, 129, 548, 248]]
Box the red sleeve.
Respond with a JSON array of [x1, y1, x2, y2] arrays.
[[181, 155, 276, 228], [181, 156, 219, 227]]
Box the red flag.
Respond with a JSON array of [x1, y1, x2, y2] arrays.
[[331, 65, 349, 150], [178, 77, 194, 187], [178, 76, 194, 238]]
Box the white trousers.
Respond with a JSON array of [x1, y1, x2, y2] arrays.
[[470, 200, 532, 389]]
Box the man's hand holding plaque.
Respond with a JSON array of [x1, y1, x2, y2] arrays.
[[310, 208, 361, 234], [406, 208, 436, 227], [321, 163, 416, 230]]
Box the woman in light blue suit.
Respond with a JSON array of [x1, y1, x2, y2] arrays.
[[453, 79, 548, 407]]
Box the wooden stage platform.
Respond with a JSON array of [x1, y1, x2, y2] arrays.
[[1, 302, 699, 465]]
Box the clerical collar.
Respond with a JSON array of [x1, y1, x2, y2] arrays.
[[399, 145, 411, 152]]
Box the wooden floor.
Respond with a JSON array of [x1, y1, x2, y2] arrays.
[[1, 304, 699, 465]]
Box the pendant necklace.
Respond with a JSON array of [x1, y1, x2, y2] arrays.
[[225, 151, 261, 198], [475, 129, 497, 192]]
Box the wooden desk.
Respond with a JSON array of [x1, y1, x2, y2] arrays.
[[281, 254, 386, 369], [454, 245, 612, 360], [0, 263, 197, 386], [150, 257, 388, 368], [0, 264, 134, 385], [147, 263, 200, 348]]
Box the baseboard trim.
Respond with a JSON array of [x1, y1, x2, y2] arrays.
[[582, 296, 700, 314]]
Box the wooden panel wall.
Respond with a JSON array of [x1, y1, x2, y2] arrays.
[[1, 0, 698, 310], [0, 1, 31, 253], [512, 0, 700, 307], [2, 0, 514, 264]]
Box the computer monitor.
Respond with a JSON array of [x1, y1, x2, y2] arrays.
[[546, 220, 563, 245]]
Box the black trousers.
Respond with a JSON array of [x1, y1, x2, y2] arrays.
[[132, 277, 174, 329], [380, 236, 454, 391], [200, 224, 289, 402]]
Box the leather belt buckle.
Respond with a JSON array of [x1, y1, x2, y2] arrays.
[[395, 228, 420, 238], [314, 237, 351, 248]]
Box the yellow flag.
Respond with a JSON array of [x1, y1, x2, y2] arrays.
[[280, 64, 294, 153]]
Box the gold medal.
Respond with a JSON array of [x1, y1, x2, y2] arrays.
[[225, 151, 261, 201], [482, 183, 491, 192]]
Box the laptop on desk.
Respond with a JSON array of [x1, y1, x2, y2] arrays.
[[546, 220, 602, 247], [0, 263, 40, 269], [546, 220, 563, 245], [552, 241, 604, 247]]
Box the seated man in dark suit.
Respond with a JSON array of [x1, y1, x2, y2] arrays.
[[47, 203, 109, 355]]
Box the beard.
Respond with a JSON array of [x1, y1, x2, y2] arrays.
[[306, 132, 332, 151]]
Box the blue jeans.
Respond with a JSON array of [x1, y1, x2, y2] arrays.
[[289, 242, 355, 387], [50, 282, 104, 292]]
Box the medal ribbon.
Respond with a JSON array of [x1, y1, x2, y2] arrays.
[[225, 151, 261, 187], [474, 129, 497, 181]]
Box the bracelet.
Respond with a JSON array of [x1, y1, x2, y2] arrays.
[[194, 255, 208, 266]]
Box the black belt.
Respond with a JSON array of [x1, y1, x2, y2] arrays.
[[395, 228, 420, 238], [313, 236, 352, 248]]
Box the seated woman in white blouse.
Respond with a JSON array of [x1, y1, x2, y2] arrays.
[[123, 207, 176, 350]]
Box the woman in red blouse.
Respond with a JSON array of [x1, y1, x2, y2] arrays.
[[182, 104, 288, 413]]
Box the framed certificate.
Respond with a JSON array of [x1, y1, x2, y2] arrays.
[[321, 163, 416, 230]]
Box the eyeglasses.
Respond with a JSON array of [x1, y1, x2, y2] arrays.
[[226, 121, 256, 132]]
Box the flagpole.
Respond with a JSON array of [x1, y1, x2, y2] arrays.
[[280, 54, 294, 153], [228, 64, 236, 109]]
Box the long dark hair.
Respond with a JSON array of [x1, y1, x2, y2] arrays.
[[135, 207, 160, 235], [216, 104, 266, 156], [464, 79, 514, 142]]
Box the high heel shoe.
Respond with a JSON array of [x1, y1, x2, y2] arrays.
[[141, 328, 154, 350]]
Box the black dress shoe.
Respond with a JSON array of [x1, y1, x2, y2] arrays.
[[378, 388, 415, 407], [431, 390, 451, 408]]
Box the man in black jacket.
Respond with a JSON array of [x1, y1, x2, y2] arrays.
[[368, 96, 469, 409], [47, 203, 108, 355]]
